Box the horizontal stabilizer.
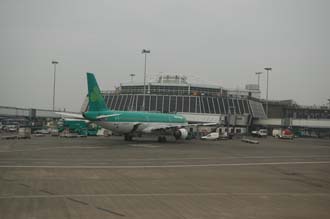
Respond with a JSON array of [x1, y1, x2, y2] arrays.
[[190, 122, 218, 126], [96, 114, 120, 120], [55, 112, 84, 119]]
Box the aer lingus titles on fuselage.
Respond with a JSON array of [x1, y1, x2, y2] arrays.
[[58, 73, 189, 142]]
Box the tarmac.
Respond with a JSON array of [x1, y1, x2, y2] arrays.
[[0, 135, 330, 219]]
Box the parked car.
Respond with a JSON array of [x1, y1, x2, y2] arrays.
[[6, 125, 17, 132], [201, 132, 219, 140], [201, 132, 231, 140], [34, 129, 49, 134]]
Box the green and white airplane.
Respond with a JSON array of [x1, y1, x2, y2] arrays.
[[59, 73, 189, 142]]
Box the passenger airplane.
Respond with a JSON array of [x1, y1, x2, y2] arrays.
[[58, 73, 190, 142]]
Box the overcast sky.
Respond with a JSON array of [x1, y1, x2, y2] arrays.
[[0, 0, 329, 112]]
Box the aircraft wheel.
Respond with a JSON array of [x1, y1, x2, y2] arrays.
[[158, 136, 167, 142], [124, 135, 132, 141]]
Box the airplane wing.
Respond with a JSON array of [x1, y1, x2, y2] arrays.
[[189, 122, 218, 126], [55, 112, 84, 119], [142, 124, 185, 133], [141, 122, 217, 134]]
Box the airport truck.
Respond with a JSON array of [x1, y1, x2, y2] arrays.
[[18, 127, 31, 139], [272, 128, 294, 139]]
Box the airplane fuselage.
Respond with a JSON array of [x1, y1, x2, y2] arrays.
[[84, 110, 188, 135]]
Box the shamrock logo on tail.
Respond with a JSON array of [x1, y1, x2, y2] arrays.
[[90, 87, 102, 103]]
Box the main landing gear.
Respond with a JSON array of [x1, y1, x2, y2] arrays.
[[124, 134, 133, 141], [158, 136, 167, 142]]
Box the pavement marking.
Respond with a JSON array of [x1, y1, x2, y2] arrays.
[[129, 144, 160, 148], [0, 146, 107, 153], [1, 155, 329, 162], [1, 192, 330, 199], [0, 161, 329, 169]]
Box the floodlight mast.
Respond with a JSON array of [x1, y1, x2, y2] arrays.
[[142, 49, 150, 111], [255, 72, 263, 90], [264, 67, 272, 117], [129, 73, 136, 83], [52, 61, 59, 111]]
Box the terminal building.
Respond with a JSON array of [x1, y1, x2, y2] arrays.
[[82, 74, 329, 136], [255, 99, 330, 137], [79, 74, 267, 133]]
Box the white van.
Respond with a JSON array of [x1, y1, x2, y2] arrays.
[[251, 129, 268, 137], [201, 132, 219, 140]]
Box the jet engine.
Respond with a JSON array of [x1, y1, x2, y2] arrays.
[[174, 128, 188, 140]]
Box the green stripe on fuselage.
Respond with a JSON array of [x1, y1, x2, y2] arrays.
[[84, 111, 187, 124]]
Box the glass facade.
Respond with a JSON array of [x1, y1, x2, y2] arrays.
[[103, 94, 252, 115], [120, 84, 225, 96]]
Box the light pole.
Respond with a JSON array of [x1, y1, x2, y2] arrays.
[[255, 72, 263, 90], [52, 60, 59, 111], [264, 67, 272, 117], [142, 49, 150, 111], [129, 73, 136, 83]]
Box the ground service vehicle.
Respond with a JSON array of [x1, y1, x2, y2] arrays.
[[201, 132, 219, 140], [251, 129, 268, 137], [273, 128, 294, 139], [201, 132, 231, 140]]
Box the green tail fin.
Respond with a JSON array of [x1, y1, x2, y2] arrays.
[[86, 72, 108, 111]]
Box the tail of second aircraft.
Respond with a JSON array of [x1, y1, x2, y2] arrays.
[[86, 72, 108, 111]]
